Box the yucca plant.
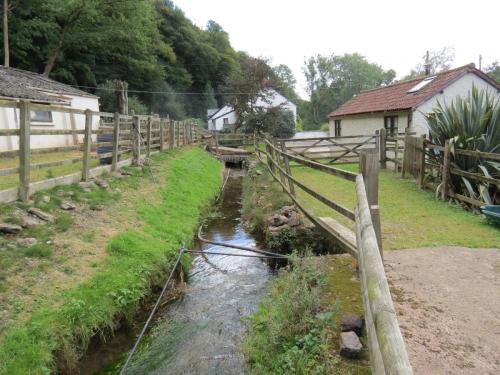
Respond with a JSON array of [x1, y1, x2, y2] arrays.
[[424, 84, 500, 205]]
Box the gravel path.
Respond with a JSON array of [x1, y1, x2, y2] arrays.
[[385, 247, 500, 375]]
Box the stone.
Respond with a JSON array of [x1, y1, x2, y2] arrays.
[[255, 169, 263, 175], [268, 224, 290, 234], [340, 331, 363, 359], [286, 211, 300, 227], [79, 181, 95, 190], [91, 204, 105, 211], [268, 214, 288, 227], [95, 179, 109, 189], [16, 237, 38, 247], [28, 207, 55, 223], [82, 188, 92, 193], [19, 215, 43, 228], [60, 202, 76, 211], [41, 195, 51, 203], [0, 223, 23, 234], [119, 169, 133, 176], [341, 313, 364, 336]]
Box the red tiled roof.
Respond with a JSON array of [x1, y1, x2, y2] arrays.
[[328, 64, 499, 118]]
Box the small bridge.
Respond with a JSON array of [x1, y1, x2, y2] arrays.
[[256, 134, 413, 375]]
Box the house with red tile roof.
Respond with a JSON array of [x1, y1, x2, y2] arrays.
[[328, 63, 499, 137]]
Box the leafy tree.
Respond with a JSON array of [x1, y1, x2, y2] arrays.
[[402, 47, 455, 80], [244, 106, 295, 138], [303, 53, 395, 128], [485, 61, 500, 83], [271, 64, 299, 102]]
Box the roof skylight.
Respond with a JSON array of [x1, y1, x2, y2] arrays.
[[407, 76, 436, 93]]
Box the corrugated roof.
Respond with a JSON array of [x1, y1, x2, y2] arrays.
[[329, 64, 499, 118], [0, 66, 98, 103]]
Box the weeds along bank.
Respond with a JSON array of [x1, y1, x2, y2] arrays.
[[241, 159, 370, 374], [0, 147, 222, 374]]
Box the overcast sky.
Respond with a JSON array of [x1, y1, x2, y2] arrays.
[[173, 0, 499, 99]]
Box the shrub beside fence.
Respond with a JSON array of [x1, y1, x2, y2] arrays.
[[0, 100, 199, 203], [256, 135, 413, 375], [390, 132, 500, 207]]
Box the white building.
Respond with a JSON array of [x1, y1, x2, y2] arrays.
[[0, 66, 100, 152], [207, 88, 297, 131], [328, 63, 499, 137]]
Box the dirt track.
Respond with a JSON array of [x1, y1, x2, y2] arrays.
[[385, 247, 500, 375]]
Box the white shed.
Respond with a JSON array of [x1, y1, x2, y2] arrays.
[[0, 66, 100, 152]]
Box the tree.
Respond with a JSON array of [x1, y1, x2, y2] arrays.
[[271, 64, 299, 102], [403, 47, 455, 80], [303, 53, 395, 128], [3, 0, 9, 66], [485, 61, 500, 83]]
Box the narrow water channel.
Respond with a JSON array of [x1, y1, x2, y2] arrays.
[[123, 171, 271, 374]]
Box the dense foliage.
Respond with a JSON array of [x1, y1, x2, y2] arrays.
[[425, 85, 500, 204], [302, 53, 395, 129], [1, 0, 298, 122]]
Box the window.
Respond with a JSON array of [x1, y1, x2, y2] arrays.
[[406, 76, 436, 93], [334, 120, 341, 136], [384, 116, 398, 136], [30, 110, 53, 123], [223, 118, 229, 125]]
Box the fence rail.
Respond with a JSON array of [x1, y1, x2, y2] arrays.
[[256, 134, 412, 375], [393, 134, 500, 207], [281, 134, 378, 164], [0, 100, 200, 203]]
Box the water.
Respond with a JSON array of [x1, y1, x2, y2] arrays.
[[124, 172, 271, 375]]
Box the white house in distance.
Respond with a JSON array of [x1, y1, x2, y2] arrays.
[[328, 63, 500, 137], [0, 66, 100, 152], [207, 88, 297, 131]]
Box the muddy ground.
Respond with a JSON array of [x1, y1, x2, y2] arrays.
[[385, 247, 500, 375]]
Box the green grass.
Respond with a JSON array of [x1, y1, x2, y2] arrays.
[[23, 244, 53, 258], [291, 164, 500, 250], [0, 147, 222, 374], [244, 254, 366, 375]]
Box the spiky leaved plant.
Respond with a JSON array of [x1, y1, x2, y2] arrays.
[[424, 84, 500, 204]]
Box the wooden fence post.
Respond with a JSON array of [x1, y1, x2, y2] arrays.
[[175, 121, 181, 147], [82, 109, 93, 181], [418, 135, 426, 188], [146, 116, 152, 159], [18, 101, 31, 201], [441, 139, 451, 200], [159, 117, 165, 152], [111, 112, 120, 172], [132, 115, 141, 165], [360, 150, 383, 260], [401, 133, 409, 178], [169, 119, 174, 150], [379, 127, 386, 169], [280, 140, 295, 197]]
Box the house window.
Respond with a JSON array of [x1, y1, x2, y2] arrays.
[[223, 118, 229, 125], [334, 120, 341, 136], [406, 76, 436, 93], [384, 116, 398, 136], [30, 110, 53, 123]]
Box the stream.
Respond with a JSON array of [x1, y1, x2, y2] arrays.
[[121, 170, 271, 374]]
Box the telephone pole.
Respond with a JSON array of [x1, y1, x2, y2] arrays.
[[3, 0, 9, 67]]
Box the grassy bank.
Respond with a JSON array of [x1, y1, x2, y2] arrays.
[[243, 255, 370, 375], [0, 147, 222, 374], [292, 163, 499, 249]]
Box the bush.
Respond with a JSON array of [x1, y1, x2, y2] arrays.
[[243, 255, 337, 374], [425, 84, 500, 204]]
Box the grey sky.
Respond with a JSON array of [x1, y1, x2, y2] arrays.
[[173, 0, 499, 99]]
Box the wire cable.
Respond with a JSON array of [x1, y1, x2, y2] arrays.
[[119, 248, 185, 375]]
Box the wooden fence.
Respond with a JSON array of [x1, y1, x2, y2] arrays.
[[397, 135, 500, 207], [0, 100, 199, 203], [256, 135, 413, 375], [280, 134, 378, 164]]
